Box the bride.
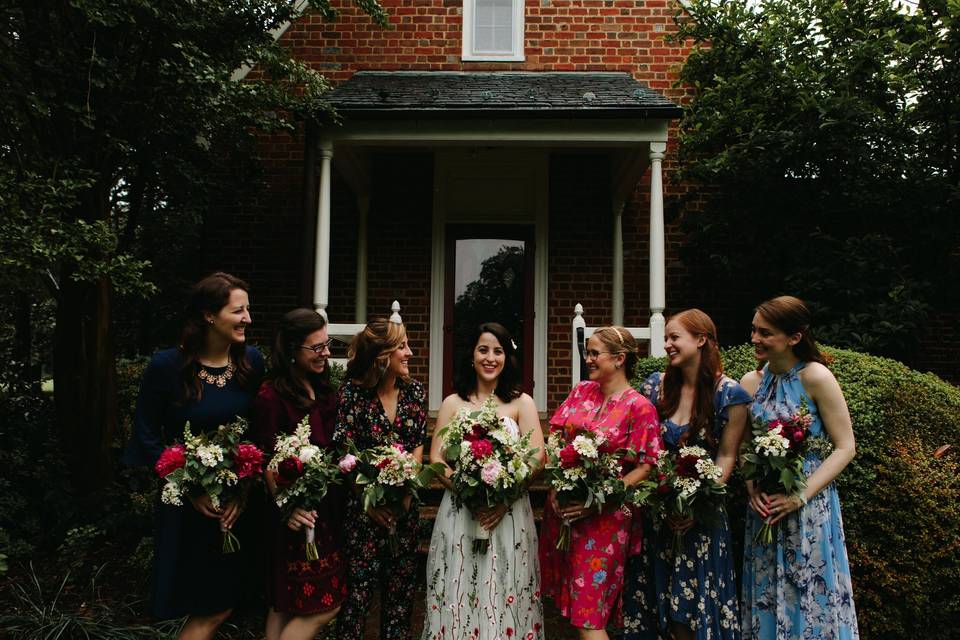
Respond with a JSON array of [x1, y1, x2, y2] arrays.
[[422, 322, 545, 640]]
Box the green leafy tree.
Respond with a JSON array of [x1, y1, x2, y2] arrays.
[[0, 0, 387, 492], [671, 0, 959, 359]]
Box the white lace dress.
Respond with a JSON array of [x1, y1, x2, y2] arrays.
[[421, 417, 544, 640]]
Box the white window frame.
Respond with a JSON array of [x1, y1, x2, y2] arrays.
[[462, 0, 525, 62]]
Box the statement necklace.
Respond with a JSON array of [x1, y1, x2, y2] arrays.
[[198, 360, 235, 388]]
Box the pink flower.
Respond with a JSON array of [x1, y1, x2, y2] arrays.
[[338, 453, 358, 473], [155, 445, 186, 478], [234, 443, 264, 479], [470, 438, 494, 459], [481, 459, 503, 485]]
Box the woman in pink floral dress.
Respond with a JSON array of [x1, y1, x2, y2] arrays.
[[539, 326, 662, 640]]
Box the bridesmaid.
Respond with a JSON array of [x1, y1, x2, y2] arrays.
[[623, 309, 749, 640], [539, 326, 662, 640], [252, 309, 345, 640], [333, 317, 426, 640], [123, 272, 264, 639], [740, 296, 859, 639]]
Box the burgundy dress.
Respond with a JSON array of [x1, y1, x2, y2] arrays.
[[252, 381, 347, 614]]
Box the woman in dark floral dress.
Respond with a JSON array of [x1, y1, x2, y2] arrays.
[[252, 309, 346, 640], [333, 317, 427, 640]]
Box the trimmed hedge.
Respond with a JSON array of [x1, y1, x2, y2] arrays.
[[634, 344, 960, 638]]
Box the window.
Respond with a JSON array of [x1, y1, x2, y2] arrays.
[[462, 0, 525, 62]]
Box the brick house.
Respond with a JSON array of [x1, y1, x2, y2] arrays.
[[221, 0, 705, 415]]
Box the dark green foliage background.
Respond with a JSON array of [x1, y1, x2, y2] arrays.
[[634, 345, 960, 638]]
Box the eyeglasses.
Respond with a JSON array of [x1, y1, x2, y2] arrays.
[[300, 339, 334, 354], [583, 349, 613, 360]]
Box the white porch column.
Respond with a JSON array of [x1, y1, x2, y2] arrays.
[[648, 142, 667, 356], [313, 140, 333, 320], [612, 197, 625, 326], [355, 194, 369, 323]]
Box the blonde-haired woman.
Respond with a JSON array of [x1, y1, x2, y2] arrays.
[[333, 318, 426, 640], [539, 326, 662, 640]]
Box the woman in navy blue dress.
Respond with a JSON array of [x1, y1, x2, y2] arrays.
[[623, 309, 750, 640], [124, 272, 264, 639]]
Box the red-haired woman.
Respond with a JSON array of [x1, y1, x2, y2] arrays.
[[623, 309, 750, 640], [124, 272, 264, 640]]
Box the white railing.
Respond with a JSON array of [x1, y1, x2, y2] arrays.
[[326, 300, 402, 367], [571, 303, 652, 389]]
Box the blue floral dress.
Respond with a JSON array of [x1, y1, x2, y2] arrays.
[[741, 363, 859, 640], [623, 373, 750, 640]]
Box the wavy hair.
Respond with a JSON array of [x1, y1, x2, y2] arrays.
[[455, 322, 522, 403], [658, 309, 723, 448], [269, 308, 331, 409], [345, 317, 408, 389], [177, 272, 254, 403], [755, 296, 829, 366]]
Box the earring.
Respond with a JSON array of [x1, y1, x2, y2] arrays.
[[290, 357, 296, 364], [208, 319, 214, 325]]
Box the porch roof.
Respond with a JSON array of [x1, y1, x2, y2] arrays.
[[325, 71, 682, 119]]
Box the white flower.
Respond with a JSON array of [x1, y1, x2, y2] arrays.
[[298, 445, 320, 463], [197, 444, 224, 467], [161, 482, 182, 506], [572, 435, 599, 459], [754, 430, 790, 457]]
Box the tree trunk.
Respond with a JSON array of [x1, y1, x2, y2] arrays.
[[53, 269, 117, 493]]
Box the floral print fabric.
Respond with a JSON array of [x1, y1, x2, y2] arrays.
[[538, 381, 661, 629], [741, 363, 859, 640], [623, 373, 751, 640], [334, 379, 427, 640]]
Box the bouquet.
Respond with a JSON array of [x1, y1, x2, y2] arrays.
[[649, 445, 726, 555], [155, 419, 264, 553], [267, 416, 343, 560], [543, 429, 646, 550], [346, 441, 443, 553], [740, 398, 830, 543], [436, 396, 540, 553]]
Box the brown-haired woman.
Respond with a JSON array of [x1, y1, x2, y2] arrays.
[[251, 309, 344, 640], [123, 272, 264, 639], [539, 326, 662, 640], [739, 296, 858, 639], [622, 309, 750, 640], [332, 318, 426, 640]]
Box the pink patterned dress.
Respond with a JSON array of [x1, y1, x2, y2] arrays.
[[539, 381, 662, 630]]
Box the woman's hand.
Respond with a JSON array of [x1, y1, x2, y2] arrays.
[[189, 494, 221, 519], [746, 481, 770, 519], [366, 504, 396, 529], [287, 508, 317, 532], [219, 499, 244, 530], [473, 504, 508, 532], [666, 513, 694, 535], [557, 500, 592, 524], [765, 493, 805, 525]]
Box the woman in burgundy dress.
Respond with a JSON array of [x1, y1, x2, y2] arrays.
[[252, 309, 346, 640]]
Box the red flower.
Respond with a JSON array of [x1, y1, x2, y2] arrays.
[[233, 443, 264, 479], [464, 423, 489, 442], [276, 456, 304, 488], [470, 438, 494, 459], [675, 454, 700, 479], [768, 418, 783, 432], [559, 444, 580, 469], [155, 445, 186, 478], [506, 628, 514, 637]]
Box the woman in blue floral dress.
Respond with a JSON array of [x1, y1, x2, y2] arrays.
[[740, 296, 859, 640], [623, 309, 749, 640], [333, 317, 426, 640]]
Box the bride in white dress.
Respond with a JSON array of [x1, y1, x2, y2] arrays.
[[422, 323, 545, 640]]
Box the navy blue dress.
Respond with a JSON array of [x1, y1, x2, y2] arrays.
[[124, 346, 264, 620], [623, 372, 751, 640]]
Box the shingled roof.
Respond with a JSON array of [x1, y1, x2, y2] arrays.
[[325, 71, 682, 119]]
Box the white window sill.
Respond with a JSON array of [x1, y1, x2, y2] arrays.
[[461, 53, 526, 62]]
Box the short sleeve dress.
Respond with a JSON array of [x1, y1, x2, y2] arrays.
[[251, 381, 347, 615], [538, 381, 662, 630], [623, 372, 751, 640], [123, 346, 265, 620]]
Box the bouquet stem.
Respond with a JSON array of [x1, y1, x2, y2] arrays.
[[305, 526, 319, 561], [471, 517, 491, 555], [221, 525, 240, 554], [388, 524, 399, 556], [556, 520, 572, 551], [753, 517, 775, 545]]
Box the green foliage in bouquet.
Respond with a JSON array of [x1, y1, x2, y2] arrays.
[[635, 344, 960, 638]]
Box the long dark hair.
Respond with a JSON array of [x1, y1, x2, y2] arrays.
[[755, 296, 829, 366], [178, 272, 254, 403], [455, 322, 522, 403], [269, 308, 331, 409], [658, 309, 723, 449], [345, 317, 408, 389]]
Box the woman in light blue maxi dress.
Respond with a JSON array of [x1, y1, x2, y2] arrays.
[[740, 296, 859, 640]]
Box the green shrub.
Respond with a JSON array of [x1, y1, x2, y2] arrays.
[[633, 345, 960, 639]]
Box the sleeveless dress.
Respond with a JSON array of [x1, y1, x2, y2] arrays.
[[623, 373, 751, 640], [421, 416, 544, 640], [742, 362, 859, 640]]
